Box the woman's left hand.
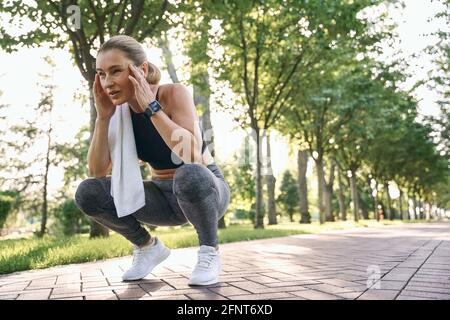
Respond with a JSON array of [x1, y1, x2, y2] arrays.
[[128, 64, 156, 113]]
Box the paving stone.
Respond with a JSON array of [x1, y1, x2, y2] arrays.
[[400, 290, 450, 299], [335, 291, 364, 300], [358, 289, 400, 300], [396, 295, 433, 300], [150, 288, 210, 297], [404, 285, 450, 295], [228, 292, 296, 300], [290, 290, 342, 300], [187, 292, 228, 300], [303, 283, 358, 294], [114, 287, 148, 299], [209, 286, 251, 296], [0, 293, 18, 300], [16, 289, 52, 300]]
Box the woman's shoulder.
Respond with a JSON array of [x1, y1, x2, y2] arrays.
[[158, 83, 191, 105], [158, 83, 189, 99], [157, 83, 191, 116]]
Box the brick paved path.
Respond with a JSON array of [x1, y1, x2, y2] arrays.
[[1, 222, 449, 300]]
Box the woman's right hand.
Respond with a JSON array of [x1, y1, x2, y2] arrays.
[[93, 74, 115, 120]]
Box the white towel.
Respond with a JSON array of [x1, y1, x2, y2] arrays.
[[107, 103, 145, 218]]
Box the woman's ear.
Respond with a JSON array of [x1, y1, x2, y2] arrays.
[[140, 62, 149, 79]]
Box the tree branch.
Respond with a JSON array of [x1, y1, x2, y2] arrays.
[[136, 0, 169, 41], [239, 13, 254, 110], [125, 0, 145, 35], [87, 0, 105, 44]]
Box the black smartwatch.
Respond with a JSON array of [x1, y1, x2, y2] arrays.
[[143, 100, 162, 120]]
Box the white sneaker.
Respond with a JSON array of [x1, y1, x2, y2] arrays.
[[188, 245, 221, 286], [122, 237, 170, 281]]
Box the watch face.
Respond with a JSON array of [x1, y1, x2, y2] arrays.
[[149, 100, 161, 112]]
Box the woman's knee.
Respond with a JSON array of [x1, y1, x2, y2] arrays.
[[173, 163, 215, 202], [74, 178, 108, 216]]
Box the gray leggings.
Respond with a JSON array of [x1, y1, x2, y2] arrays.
[[74, 163, 230, 247]]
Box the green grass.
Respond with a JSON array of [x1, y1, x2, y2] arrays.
[[0, 219, 435, 275]]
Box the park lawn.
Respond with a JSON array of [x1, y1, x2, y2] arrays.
[[0, 219, 431, 275]]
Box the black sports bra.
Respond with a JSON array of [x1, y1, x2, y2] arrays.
[[129, 86, 207, 170]]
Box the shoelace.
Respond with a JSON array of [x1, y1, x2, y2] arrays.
[[196, 251, 217, 270]]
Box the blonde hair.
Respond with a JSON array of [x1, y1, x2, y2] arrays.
[[98, 35, 161, 84]]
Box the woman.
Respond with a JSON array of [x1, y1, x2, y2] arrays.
[[74, 35, 230, 286]]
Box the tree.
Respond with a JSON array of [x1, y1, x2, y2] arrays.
[[333, 57, 410, 221], [205, 1, 304, 228], [0, 0, 180, 237], [52, 198, 90, 236], [205, 0, 388, 228], [0, 191, 17, 232], [277, 171, 299, 222], [275, 0, 394, 223], [1, 56, 59, 236], [426, 0, 450, 162], [222, 139, 256, 222]]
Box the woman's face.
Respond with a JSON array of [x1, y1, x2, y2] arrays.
[[96, 49, 140, 106]]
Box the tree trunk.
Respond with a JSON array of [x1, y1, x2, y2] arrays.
[[349, 170, 359, 222], [399, 189, 404, 220], [39, 124, 52, 237], [297, 149, 311, 224], [412, 194, 418, 220], [266, 172, 277, 225], [374, 180, 379, 221], [337, 167, 347, 221], [385, 182, 393, 220], [360, 197, 369, 219], [418, 198, 424, 220], [324, 161, 335, 222], [315, 157, 326, 224], [158, 33, 180, 83], [264, 132, 277, 225], [425, 202, 432, 220], [419, 199, 424, 219], [254, 128, 264, 229], [88, 83, 109, 238]]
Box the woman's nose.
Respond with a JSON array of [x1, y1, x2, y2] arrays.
[[104, 75, 114, 88]]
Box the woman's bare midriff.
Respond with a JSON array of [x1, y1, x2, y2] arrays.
[[151, 167, 177, 180], [150, 149, 215, 180]]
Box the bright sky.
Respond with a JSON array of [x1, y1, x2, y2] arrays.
[[0, 0, 446, 200]]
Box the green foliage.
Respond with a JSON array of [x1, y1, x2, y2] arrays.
[[0, 191, 17, 231], [51, 199, 90, 236], [222, 139, 256, 213], [53, 126, 90, 189], [276, 171, 299, 221], [233, 208, 253, 220], [0, 1, 180, 82], [426, 0, 450, 161]]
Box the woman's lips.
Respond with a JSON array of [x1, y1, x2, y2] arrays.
[[109, 91, 120, 98]]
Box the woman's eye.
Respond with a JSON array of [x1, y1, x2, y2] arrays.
[[113, 70, 121, 74]]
